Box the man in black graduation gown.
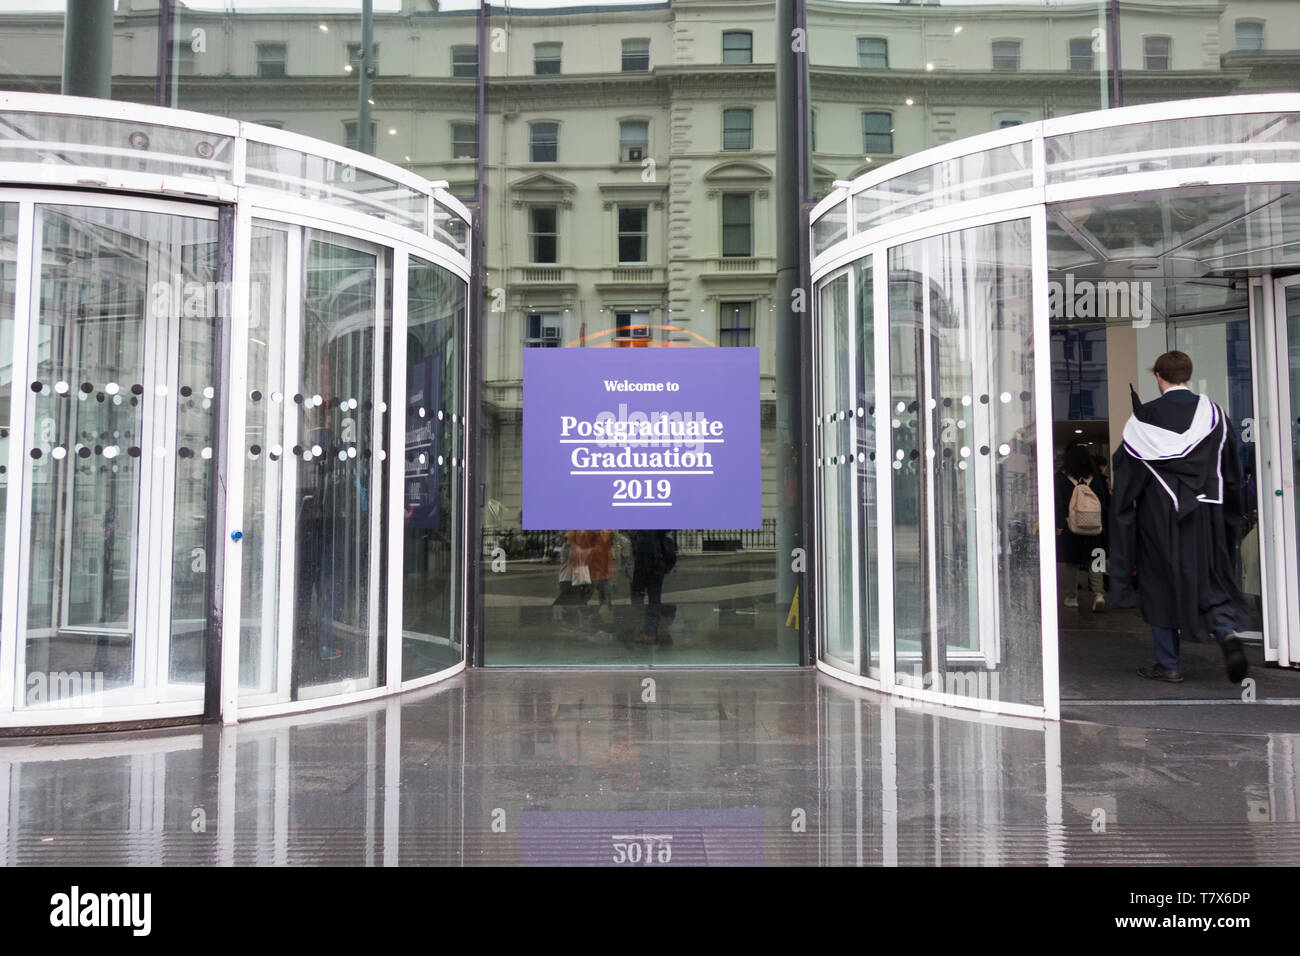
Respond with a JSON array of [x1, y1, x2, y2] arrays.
[[1109, 350, 1250, 684]]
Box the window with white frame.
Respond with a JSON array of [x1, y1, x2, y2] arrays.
[[617, 206, 649, 263], [1068, 37, 1094, 71], [525, 313, 562, 348], [168, 39, 195, 76], [857, 37, 888, 69], [992, 40, 1021, 71], [257, 41, 286, 78], [343, 120, 376, 151], [1235, 20, 1264, 53], [616, 310, 651, 340], [1143, 36, 1170, 70], [451, 45, 477, 77], [619, 120, 649, 163], [862, 111, 892, 155], [347, 41, 378, 75], [451, 122, 477, 159], [722, 31, 753, 64], [529, 206, 558, 263], [723, 108, 753, 150], [719, 302, 753, 347], [534, 42, 562, 74], [530, 122, 558, 163], [622, 38, 649, 72], [721, 193, 753, 258]]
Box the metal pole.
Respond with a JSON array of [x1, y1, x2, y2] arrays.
[[204, 206, 236, 722], [357, 0, 375, 154], [467, 0, 489, 667], [776, 0, 810, 656], [62, 0, 114, 99], [155, 0, 174, 108], [1106, 0, 1124, 108]]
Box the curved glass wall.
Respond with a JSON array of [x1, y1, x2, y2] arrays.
[[812, 94, 1300, 718], [0, 97, 470, 729]]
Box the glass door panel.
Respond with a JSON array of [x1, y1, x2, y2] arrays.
[[0, 203, 17, 632], [291, 234, 385, 697], [854, 261, 879, 678], [401, 257, 465, 679], [888, 219, 1044, 708], [1285, 284, 1300, 667], [238, 224, 290, 698], [18, 203, 217, 710], [817, 272, 856, 670]]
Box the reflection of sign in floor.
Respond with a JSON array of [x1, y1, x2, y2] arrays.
[[522, 348, 760, 530], [519, 809, 765, 865]]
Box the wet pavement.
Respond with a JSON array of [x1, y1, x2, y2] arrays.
[[0, 669, 1298, 865]]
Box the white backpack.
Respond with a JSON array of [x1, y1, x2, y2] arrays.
[[1067, 476, 1103, 535]]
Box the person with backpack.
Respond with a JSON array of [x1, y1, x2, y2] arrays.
[[1055, 441, 1109, 613]]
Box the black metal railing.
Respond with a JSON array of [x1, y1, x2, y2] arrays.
[[481, 520, 777, 559]]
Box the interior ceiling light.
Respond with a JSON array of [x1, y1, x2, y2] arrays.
[[344, 64, 353, 73], [905, 98, 915, 106], [318, 23, 329, 32], [926, 63, 935, 71], [954, 25, 963, 34]]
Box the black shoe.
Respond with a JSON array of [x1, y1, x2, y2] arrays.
[[1219, 633, 1249, 683], [1137, 664, 1184, 683]]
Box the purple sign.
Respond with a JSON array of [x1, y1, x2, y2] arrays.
[[522, 348, 759, 530], [519, 809, 767, 866]]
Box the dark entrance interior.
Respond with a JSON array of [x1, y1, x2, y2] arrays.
[[1046, 185, 1297, 710]]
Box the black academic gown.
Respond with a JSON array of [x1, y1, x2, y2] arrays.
[[1108, 387, 1250, 641]]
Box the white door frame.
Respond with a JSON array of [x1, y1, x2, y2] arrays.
[[3, 192, 219, 721], [1257, 275, 1300, 668]]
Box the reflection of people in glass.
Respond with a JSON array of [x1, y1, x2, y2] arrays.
[[296, 423, 366, 672], [629, 530, 676, 645]]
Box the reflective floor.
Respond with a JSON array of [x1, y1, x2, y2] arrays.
[[2, 670, 1299, 866]]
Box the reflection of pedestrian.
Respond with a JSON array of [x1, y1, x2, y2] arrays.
[[1110, 351, 1250, 684], [554, 530, 592, 613], [629, 530, 676, 645], [1055, 442, 1108, 613], [585, 530, 614, 617]]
